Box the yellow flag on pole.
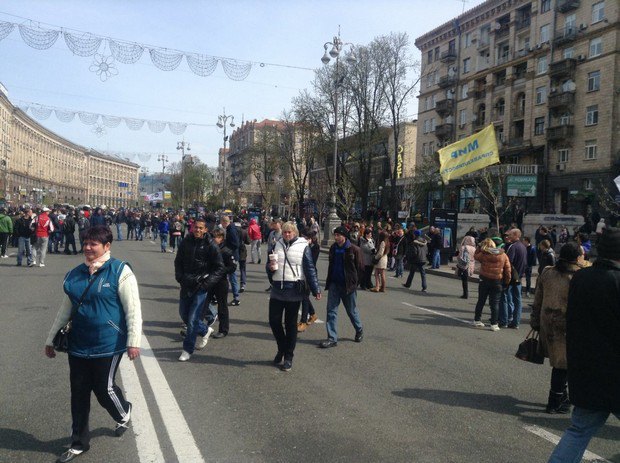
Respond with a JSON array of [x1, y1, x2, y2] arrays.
[[438, 124, 500, 182]]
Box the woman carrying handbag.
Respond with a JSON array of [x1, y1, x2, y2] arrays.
[[370, 230, 389, 293]]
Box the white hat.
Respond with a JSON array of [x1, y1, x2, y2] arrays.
[[42, 206, 50, 212]]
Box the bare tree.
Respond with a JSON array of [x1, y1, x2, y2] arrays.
[[470, 166, 518, 230]]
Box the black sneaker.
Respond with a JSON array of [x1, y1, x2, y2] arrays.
[[281, 360, 292, 372], [230, 299, 240, 306], [264, 286, 272, 292], [212, 332, 227, 339], [114, 404, 131, 437], [354, 330, 364, 343], [319, 339, 338, 349], [273, 351, 284, 365]]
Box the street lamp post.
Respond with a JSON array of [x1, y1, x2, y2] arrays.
[[176, 141, 190, 210], [216, 109, 235, 209], [320, 29, 355, 244]]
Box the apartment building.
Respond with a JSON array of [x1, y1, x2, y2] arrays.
[[415, 0, 619, 216], [0, 84, 139, 208]]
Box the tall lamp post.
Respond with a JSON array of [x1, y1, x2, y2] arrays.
[[176, 141, 190, 210], [320, 29, 355, 244], [216, 109, 235, 209], [157, 154, 168, 174]]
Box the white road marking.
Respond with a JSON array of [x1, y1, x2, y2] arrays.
[[137, 334, 206, 462], [150, 241, 156, 245], [523, 425, 611, 462], [401, 301, 471, 325], [119, 357, 165, 463]]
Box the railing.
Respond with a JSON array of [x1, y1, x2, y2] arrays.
[[556, 0, 580, 13], [548, 91, 576, 110], [461, 164, 541, 179], [435, 123, 454, 138], [438, 75, 458, 88], [440, 50, 457, 63], [515, 17, 531, 31], [473, 90, 486, 100], [549, 58, 577, 79], [495, 24, 510, 38], [546, 124, 574, 141], [553, 28, 578, 46], [435, 99, 454, 115]]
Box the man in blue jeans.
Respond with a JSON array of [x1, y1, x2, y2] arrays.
[[174, 218, 225, 362], [499, 228, 527, 328], [548, 227, 620, 462], [319, 226, 364, 348]]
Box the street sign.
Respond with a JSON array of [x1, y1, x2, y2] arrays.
[[506, 175, 537, 197]]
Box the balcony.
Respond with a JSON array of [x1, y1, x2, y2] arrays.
[[435, 99, 454, 117], [473, 89, 486, 100], [556, 0, 580, 13], [461, 164, 541, 179], [546, 124, 574, 142], [549, 58, 577, 80], [515, 17, 531, 31], [495, 24, 510, 38], [438, 75, 458, 88], [548, 91, 576, 111], [440, 49, 457, 63], [554, 28, 578, 46], [435, 123, 454, 139]]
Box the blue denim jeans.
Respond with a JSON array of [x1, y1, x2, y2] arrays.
[[394, 257, 404, 277], [228, 271, 239, 299], [548, 407, 619, 463], [405, 263, 427, 290], [136, 226, 143, 240], [326, 284, 362, 342], [160, 233, 168, 252], [116, 223, 123, 241], [179, 288, 209, 354], [17, 237, 33, 265], [499, 283, 522, 327], [432, 249, 441, 268]]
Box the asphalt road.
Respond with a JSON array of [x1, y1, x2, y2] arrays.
[[0, 236, 618, 463]]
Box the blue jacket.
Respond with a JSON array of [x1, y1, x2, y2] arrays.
[[159, 221, 170, 234], [64, 258, 129, 358]]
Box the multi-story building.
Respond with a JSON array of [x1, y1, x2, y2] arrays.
[[309, 121, 418, 215], [415, 0, 619, 216], [0, 83, 139, 208]]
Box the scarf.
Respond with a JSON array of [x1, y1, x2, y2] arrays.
[[86, 250, 111, 275]]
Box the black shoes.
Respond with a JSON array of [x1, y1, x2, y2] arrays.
[[114, 404, 131, 437], [273, 351, 284, 365], [264, 286, 272, 292], [354, 330, 364, 343], [281, 360, 292, 372], [319, 340, 338, 349], [212, 332, 228, 339], [230, 299, 240, 306], [402, 283, 411, 288], [239, 286, 245, 293]]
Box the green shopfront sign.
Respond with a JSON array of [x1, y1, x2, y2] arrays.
[[506, 175, 537, 197]]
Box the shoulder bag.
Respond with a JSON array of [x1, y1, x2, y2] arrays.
[[52, 274, 100, 353], [515, 329, 545, 364]]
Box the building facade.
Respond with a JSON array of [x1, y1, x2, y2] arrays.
[[415, 0, 619, 217], [0, 84, 139, 208]]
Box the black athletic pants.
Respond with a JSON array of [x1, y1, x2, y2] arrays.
[[269, 298, 300, 361], [68, 354, 131, 450]]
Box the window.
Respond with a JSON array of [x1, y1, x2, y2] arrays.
[[584, 140, 597, 160], [592, 1, 605, 23], [588, 71, 600, 92], [429, 141, 434, 153], [535, 86, 547, 105], [534, 117, 545, 135], [423, 143, 428, 155], [586, 105, 599, 126], [497, 42, 510, 63], [495, 69, 506, 86], [565, 14, 577, 33], [431, 93, 437, 108], [480, 25, 491, 47], [459, 109, 468, 127], [537, 55, 548, 74], [477, 104, 486, 124], [495, 98, 505, 117], [583, 179, 593, 191], [589, 38, 602, 57], [434, 47, 440, 61], [560, 113, 571, 125], [424, 120, 430, 133], [540, 0, 551, 13], [431, 118, 437, 131], [425, 97, 431, 111], [563, 47, 574, 59], [540, 24, 550, 43], [426, 71, 435, 88], [464, 32, 472, 48], [461, 83, 469, 99], [448, 39, 456, 53], [558, 149, 569, 163], [427, 50, 433, 64], [463, 57, 471, 73]]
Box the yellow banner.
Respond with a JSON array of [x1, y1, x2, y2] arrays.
[[438, 124, 500, 182]]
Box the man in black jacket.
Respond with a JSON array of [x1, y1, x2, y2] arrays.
[[63, 211, 78, 255], [14, 206, 35, 266], [548, 227, 620, 462], [174, 218, 225, 362], [210, 228, 237, 339], [221, 215, 241, 306], [319, 226, 364, 349]]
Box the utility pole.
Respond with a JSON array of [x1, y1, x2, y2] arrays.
[[216, 109, 235, 209], [176, 141, 190, 210]]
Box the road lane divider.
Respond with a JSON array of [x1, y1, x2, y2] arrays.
[[401, 301, 470, 325], [523, 425, 611, 462]]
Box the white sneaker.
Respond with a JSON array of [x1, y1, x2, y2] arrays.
[[178, 351, 191, 362], [195, 327, 214, 350], [490, 324, 500, 332], [472, 320, 485, 327], [39, 263, 45, 267], [1, 254, 8, 258]]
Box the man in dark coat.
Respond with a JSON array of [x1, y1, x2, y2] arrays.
[[548, 227, 620, 462], [319, 226, 364, 348]]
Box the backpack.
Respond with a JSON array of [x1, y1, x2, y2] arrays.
[[456, 247, 470, 270]]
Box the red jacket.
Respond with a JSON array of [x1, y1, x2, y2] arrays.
[[36, 212, 53, 238], [248, 219, 262, 241]]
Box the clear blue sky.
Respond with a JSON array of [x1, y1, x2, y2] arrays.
[[0, 0, 483, 173]]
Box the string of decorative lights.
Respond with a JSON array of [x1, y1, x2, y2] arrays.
[[0, 12, 313, 82], [16, 100, 216, 136]]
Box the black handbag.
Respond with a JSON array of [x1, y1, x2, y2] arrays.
[[515, 329, 545, 364], [52, 274, 100, 353]]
